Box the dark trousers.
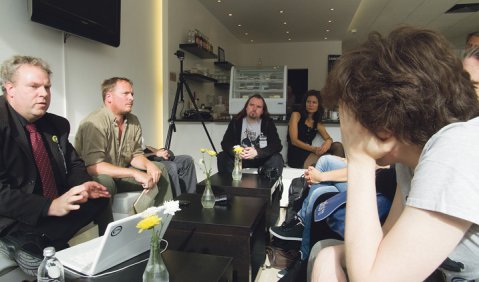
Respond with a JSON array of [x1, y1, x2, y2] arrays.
[[217, 151, 284, 175], [5, 197, 109, 251]]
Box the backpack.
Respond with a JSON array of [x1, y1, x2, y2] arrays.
[[284, 176, 309, 223]]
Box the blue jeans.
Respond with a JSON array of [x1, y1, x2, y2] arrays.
[[297, 155, 347, 259]]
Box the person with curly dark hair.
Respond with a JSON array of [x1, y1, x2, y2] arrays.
[[287, 90, 344, 168], [311, 26, 479, 282]]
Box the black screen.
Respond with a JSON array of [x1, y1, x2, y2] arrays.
[[30, 0, 121, 47]]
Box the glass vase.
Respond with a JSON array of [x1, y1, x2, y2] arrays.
[[143, 233, 169, 282], [232, 155, 242, 181], [201, 178, 215, 208]]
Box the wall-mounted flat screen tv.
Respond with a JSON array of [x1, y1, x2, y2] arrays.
[[29, 0, 121, 47]]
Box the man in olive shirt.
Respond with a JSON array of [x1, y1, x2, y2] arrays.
[[75, 77, 172, 220]]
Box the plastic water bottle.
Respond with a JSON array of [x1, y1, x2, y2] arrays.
[[37, 247, 65, 282]]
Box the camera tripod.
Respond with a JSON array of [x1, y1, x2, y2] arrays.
[[164, 50, 217, 152]]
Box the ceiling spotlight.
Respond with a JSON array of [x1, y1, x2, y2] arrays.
[[237, 24, 242, 27], [326, 29, 330, 32], [351, 29, 357, 33], [328, 20, 332, 23], [286, 31, 290, 34], [228, 13, 233, 16], [245, 32, 249, 35], [283, 22, 287, 25], [330, 8, 334, 11], [217, 0, 221, 2], [288, 38, 291, 41], [250, 39, 254, 42], [280, 10, 284, 14], [324, 37, 328, 40]]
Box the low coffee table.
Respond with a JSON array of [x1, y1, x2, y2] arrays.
[[197, 172, 281, 228], [164, 193, 267, 282], [65, 250, 233, 281]]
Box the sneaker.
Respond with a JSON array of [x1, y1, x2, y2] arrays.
[[280, 217, 300, 229], [270, 222, 304, 241]]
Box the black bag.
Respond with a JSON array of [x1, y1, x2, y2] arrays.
[[284, 176, 309, 223], [265, 238, 300, 270]]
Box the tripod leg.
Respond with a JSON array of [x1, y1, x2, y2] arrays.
[[165, 80, 183, 150], [183, 79, 218, 153]]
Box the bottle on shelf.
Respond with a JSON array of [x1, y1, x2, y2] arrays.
[[37, 247, 65, 282]]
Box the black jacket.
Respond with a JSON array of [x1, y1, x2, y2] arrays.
[[220, 116, 282, 159], [0, 95, 91, 234]]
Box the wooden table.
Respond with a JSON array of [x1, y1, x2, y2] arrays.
[[165, 193, 267, 282], [196, 172, 281, 228], [66, 250, 233, 282]]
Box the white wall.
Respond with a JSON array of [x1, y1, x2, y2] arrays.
[[238, 41, 342, 91], [0, 0, 163, 145]]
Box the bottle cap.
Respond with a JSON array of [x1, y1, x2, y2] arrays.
[[43, 246, 56, 257]]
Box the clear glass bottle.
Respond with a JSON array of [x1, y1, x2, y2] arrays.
[[37, 247, 65, 282], [143, 234, 169, 282], [201, 178, 216, 208], [232, 155, 242, 181]]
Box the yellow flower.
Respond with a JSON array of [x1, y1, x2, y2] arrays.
[[207, 150, 217, 156], [136, 215, 161, 233], [200, 148, 206, 153], [52, 135, 58, 143], [233, 145, 243, 154]]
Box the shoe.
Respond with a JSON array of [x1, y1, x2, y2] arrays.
[[270, 222, 304, 241], [277, 268, 288, 278], [278, 259, 307, 282], [280, 217, 300, 228]]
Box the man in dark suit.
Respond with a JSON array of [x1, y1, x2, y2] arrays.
[[0, 55, 110, 276]]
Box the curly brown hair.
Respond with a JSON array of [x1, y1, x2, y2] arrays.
[[322, 26, 479, 146]]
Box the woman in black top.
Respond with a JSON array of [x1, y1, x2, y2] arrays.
[[287, 90, 344, 168]]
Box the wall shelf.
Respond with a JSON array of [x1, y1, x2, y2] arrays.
[[179, 43, 217, 59], [183, 72, 217, 83], [214, 61, 234, 70]]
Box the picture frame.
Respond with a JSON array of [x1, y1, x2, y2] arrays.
[[217, 46, 225, 62]]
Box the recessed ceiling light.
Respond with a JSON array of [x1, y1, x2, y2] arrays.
[[250, 39, 254, 42], [283, 22, 287, 25], [279, 10, 284, 14], [324, 37, 328, 40], [328, 20, 332, 23], [286, 31, 290, 34], [330, 8, 334, 11], [326, 29, 330, 32], [245, 32, 249, 35], [217, 0, 221, 2], [237, 24, 242, 27], [228, 13, 233, 17], [288, 38, 291, 41]]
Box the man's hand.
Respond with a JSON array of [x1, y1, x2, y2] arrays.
[[155, 148, 170, 160], [145, 162, 162, 184], [82, 181, 111, 199], [240, 147, 258, 159], [133, 169, 155, 189], [47, 185, 89, 216]]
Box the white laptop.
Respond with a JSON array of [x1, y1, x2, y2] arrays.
[[56, 208, 171, 276]]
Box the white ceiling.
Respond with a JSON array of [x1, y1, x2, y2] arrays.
[[197, 0, 479, 49]]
